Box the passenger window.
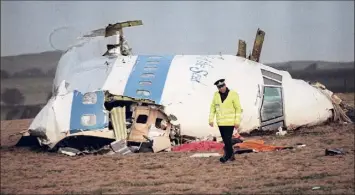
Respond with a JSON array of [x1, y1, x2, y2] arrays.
[[144, 66, 158, 71], [136, 90, 150, 96], [155, 118, 163, 128], [145, 61, 159, 65], [81, 114, 97, 126], [141, 73, 155, 78], [136, 115, 148, 124], [82, 92, 97, 104], [148, 56, 162, 60], [139, 81, 152, 86]]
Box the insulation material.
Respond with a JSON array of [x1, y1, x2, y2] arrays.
[[110, 106, 128, 140]]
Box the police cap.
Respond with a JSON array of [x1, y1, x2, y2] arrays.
[[214, 79, 225, 87]]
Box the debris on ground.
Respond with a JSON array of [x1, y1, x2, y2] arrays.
[[276, 126, 287, 136], [325, 148, 345, 156], [2, 121, 353, 194], [173, 138, 296, 155], [231, 137, 244, 145], [110, 140, 132, 155], [152, 136, 172, 153], [172, 141, 224, 152], [295, 143, 306, 148], [58, 147, 82, 156], [234, 148, 254, 154], [189, 153, 221, 158], [232, 140, 294, 153]]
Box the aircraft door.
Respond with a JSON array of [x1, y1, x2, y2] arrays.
[[259, 69, 285, 130]]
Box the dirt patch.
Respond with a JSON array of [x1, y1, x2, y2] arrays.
[[1, 119, 354, 194], [337, 93, 355, 107], [0, 119, 32, 146]]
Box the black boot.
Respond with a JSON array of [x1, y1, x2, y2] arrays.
[[220, 155, 235, 163], [219, 156, 228, 163], [220, 146, 235, 163], [220, 147, 228, 163]]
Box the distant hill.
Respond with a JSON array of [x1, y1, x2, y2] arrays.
[[1, 51, 353, 77], [1, 51, 63, 79], [266, 61, 354, 71]]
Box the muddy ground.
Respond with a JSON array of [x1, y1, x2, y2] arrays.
[[1, 121, 354, 194]]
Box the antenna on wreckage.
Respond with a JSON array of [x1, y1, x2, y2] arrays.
[[104, 20, 143, 56], [236, 28, 265, 63]]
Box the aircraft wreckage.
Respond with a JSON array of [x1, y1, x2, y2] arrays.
[[16, 20, 353, 155]]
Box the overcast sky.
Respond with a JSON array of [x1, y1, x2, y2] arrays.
[[1, 1, 354, 63]]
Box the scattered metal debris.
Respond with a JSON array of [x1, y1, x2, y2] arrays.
[[110, 140, 131, 155], [325, 148, 345, 156], [58, 147, 82, 156], [276, 126, 287, 136], [312, 186, 321, 190], [295, 143, 306, 148]]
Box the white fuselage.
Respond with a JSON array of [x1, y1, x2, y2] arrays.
[[28, 34, 334, 147]]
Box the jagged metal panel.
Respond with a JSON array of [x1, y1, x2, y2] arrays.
[[251, 29, 265, 62], [105, 20, 143, 37], [236, 40, 246, 58]]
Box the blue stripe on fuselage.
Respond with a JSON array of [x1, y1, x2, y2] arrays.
[[123, 55, 174, 104]]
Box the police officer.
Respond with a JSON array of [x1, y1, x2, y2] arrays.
[[209, 79, 242, 163]]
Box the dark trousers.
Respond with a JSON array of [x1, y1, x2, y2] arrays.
[[218, 126, 234, 158]]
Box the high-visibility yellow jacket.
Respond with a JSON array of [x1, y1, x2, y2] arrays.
[[209, 90, 242, 126]]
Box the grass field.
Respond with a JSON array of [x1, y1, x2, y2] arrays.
[[1, 91, 354, 194]]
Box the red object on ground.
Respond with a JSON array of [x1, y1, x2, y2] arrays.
[[172, 141, 224, 152]]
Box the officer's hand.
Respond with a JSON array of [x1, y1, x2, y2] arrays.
[[209, 122, 214, 127]]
